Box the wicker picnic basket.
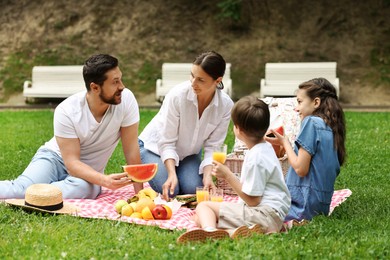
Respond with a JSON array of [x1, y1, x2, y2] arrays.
[[217, 153, 289, 195]]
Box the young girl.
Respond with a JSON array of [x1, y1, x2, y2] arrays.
[[177, 96, 291, 243], [266, 77, 346, 222]]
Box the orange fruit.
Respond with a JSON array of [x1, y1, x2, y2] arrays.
[[163, 205, 173, 219], [141, 206, 154, 220], [130, 212, 142, 219], [135, 197, 156, 213]]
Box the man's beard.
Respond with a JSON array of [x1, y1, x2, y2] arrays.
[[99, 89, 122, 105]]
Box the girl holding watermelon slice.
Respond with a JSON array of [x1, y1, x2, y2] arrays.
[[266, 78, 346, 222], [139, 51, 234, 201]]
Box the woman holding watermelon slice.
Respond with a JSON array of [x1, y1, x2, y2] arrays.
[[266, 78, 346, 222], [139, 51, 234, 201]]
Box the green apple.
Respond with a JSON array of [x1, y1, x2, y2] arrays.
[[114, 199, 128, 214]]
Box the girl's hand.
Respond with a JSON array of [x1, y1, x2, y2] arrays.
[[162, 175, 178, 201], [265, 129, 285, 145]]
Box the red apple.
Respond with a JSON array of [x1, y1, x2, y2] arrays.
[[151, 204, 168, 220]]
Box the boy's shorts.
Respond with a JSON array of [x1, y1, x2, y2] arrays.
[[217, 202, 283, 233]]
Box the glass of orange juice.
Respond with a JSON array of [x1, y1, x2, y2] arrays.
[[212, 144, 227, 164], [196, 186, 209, 203], [210, 188, 224, 202]]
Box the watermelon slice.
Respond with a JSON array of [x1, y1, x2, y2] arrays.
[[122, 163, 158, 182], [266, 126, 284, 138], [275, 126, 284, 136]]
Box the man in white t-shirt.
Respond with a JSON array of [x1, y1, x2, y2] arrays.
[[0, 54, 143, 199]]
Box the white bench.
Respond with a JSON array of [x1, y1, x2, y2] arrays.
[[155, 63, 233, 102], [260, 62, 339, 98], [23, 66, 85, 101]]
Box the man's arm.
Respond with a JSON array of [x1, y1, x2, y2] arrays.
[[120, 122, 143, 193], [56, 136, 132, 189]]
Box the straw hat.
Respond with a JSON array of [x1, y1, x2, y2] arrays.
[[5, 183, 78, 215]]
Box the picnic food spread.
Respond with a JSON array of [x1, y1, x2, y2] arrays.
[[175, 194, 197, 208], [122, 163, 158, 182], [114, 187, 173, 220]]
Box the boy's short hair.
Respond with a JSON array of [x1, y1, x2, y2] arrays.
[[231, 96, 270, 140]]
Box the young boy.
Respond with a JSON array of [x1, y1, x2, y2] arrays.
[[177, 96, 291, 243]]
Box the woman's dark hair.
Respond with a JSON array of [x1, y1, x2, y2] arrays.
[[83, 54, 119, 91], [299, 77, 346, 165], [231, 96, 270, 142], [193, 51, 226, 89]]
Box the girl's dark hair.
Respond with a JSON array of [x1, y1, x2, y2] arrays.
[[231, 96, 270, 142], [299, 77, 346, 165], [83, 54, 119, 91], [193, 51, 226, 90]]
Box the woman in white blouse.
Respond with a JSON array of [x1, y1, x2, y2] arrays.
[[139, 51, 234, 201]]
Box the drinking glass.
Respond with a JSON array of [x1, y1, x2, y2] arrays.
[[212, 144, 227, 164], [196, 186, 209, 203], [210, 188, 224, 202]]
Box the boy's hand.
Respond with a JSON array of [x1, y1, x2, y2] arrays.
[[211, 160, 231, 179]]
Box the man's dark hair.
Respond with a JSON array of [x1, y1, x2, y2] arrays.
[[83, 54, 118, 91]]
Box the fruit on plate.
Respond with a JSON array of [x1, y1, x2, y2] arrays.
[[114, 199, 128, 214], [141, 206, 154, 220], [130, 212, 142, 219], [138, 187, 158, 200], [122, 163, 158, 182], [163, 205, 173, 219], [152, 204, 168, 220], [127, 194, 140, 203], [135, 197, 156, 213], [129, 202, 137, 211], [121, 203, 134, 217]]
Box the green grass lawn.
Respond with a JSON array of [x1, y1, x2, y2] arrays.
[[0, 109, 389, 259]]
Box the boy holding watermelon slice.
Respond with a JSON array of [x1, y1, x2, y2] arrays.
[[0, 54, 143, 200]]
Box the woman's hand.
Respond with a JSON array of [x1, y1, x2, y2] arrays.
[[202, 166, 216, 191], [162, 174, 178, 201]]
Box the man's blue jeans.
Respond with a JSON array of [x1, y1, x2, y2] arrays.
[[0, 148, 101, 199]]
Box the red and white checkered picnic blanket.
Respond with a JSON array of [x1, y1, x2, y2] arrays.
[[66, 184, 352, 231]]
